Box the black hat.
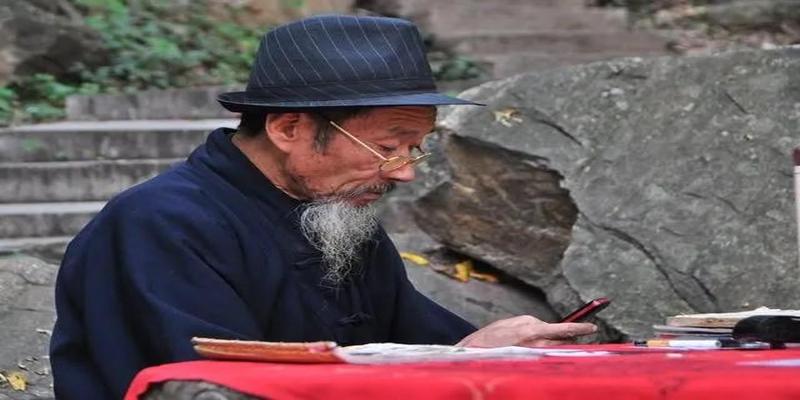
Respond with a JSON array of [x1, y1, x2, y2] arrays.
[[217, 14, 481, 112]]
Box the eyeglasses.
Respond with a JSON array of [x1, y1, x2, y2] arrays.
[[328, 121, 431, 172]]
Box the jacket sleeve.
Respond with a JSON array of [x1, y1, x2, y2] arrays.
[[51, 188, 267, 399], [380, 233, 477, 345]]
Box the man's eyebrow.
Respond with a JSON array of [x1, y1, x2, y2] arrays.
[[388, 126, 428, 135]]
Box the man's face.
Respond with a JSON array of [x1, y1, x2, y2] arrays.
[[284, 106, 435, 206]]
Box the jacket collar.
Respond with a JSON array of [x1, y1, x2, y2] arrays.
[[189, 127, 306, 223]]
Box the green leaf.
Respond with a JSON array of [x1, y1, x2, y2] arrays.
[[282, 0, 307, 10]]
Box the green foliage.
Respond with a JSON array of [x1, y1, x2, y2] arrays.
[[73, 0, 261, 91], [0, 74, 101, 125], [430, 56, 485, 81], [281, 0, 307, 10], [0, 88, 15, 126]]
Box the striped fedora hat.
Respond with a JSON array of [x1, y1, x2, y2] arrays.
[[217, 14, 481, 111]]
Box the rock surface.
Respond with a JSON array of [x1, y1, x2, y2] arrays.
[[388, 225, 558, 329], [0, 1, 107, 85], [0, 256, 56, 399], [412, 47, 800, 339], [664, 0, 800, 31], [141, 381, 259, 400]]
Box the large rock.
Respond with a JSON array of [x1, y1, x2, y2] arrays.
[[412, 47, 800, 339], [0, 255, 56, 399], [0, 1, 107, 85]]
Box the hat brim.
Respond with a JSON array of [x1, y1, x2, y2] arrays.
[[217, 91, 484, 113]]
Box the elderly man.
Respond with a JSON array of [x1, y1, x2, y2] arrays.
[[50, 14, 596, 399]]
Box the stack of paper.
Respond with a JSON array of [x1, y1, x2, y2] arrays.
[[652, 324, 734, 339], [191, 338, 613, 364], [654, 307, 800, 339]]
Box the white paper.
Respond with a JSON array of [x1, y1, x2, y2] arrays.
[[335, 343, 612, 364]]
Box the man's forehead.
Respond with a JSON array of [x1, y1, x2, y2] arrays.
[[357, 107, 436, 129], [389, 126, 432, 135]]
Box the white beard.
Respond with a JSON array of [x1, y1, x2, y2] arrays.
[[299, 199, 379, 286]]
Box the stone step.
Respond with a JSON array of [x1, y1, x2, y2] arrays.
[[383, 0, 588, 22], [0, 158, 181, 203], [0, 202, 104, 239], [66, 85, 240, 121], [440, 30, 669, 56], [0, 119, 236, 162], [427, 3, 628, 38]]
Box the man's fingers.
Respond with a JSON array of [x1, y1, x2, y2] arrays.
[[532, 322, 597, 340], [456, 316, 598, 348]]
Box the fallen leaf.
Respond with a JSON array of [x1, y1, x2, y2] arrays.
[[400, 252, 429, 266], [453, 260, 473, 282], [7, 371, 26, 391], [493, 108, 523, 127], [470, 271, 499, 283]]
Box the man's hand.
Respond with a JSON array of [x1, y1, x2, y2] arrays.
[[456, 315, 597, 348]]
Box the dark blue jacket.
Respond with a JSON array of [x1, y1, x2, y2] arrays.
[[50, 128, 476, 399]]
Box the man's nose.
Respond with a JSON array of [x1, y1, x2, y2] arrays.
[[381, 163, 415, 182]]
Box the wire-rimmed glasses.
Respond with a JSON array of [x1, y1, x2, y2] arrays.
[[328, 121, 431, 172]]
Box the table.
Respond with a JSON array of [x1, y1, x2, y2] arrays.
[[125, 344, 800, 399]]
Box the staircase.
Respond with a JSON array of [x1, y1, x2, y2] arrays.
[[0, 119, 236, 258]]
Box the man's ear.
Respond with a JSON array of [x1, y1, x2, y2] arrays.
[[265, 113, 309, 153]]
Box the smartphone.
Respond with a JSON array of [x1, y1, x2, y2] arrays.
[[559, 297, 611, 323]]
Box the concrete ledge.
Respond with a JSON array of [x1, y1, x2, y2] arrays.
[[0, 119, 236, 162], [66, 86, 241, 121], [0, 159, 181, 202]]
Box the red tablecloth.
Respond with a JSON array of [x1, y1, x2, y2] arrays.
[[125, 345, 800, 399]]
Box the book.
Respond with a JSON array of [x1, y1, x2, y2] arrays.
[[651, 307, 800, 341], [665, 307, 800, 329], [191, 337, 613, 364], [651, 325, 733, 338], [192, 338, 342, 363]]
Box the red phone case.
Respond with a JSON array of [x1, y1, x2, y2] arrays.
[[560, 297, 610, 323]]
